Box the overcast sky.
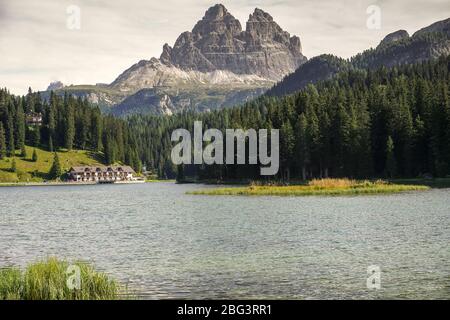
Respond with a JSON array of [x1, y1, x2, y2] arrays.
[[1, 0, 449, 95]]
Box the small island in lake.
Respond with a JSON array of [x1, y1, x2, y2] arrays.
[[188, 178, 430, 196]]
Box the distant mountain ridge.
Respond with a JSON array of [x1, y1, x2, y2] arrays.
[[43, 4, 306, 116], [42, 8, 450, 115], [268, 17, 450, 97]]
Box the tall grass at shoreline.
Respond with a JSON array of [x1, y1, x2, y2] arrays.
[[188, 178, 430, 196], [0, 257, 121, 300]]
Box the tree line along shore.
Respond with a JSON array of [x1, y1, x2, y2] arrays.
[[2, 57, 450, 185], [130, 57, 450, 182]]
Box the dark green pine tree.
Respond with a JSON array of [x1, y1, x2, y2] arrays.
[[48, 136, 54, 152], [0, 123, 6, 160], [47, 99, 56, 150], [385, 136, 397, 178], [295, 114, 309, 180], [280, 121, 295, 180], [104, 134, 116, 165], [26, 87, 35, 113], [91, 113, 102, 152], [65, 100, 75, 150], [131, 149, 142, 173], [48, 152, 62, 180], [20, 144, 27, 158], [306, 109, 320, 177], [15, 100, 26, 151], [78, 111, 90, 150], [32, 149, 38, 162], [114, 124, 125, 163], [11, 158, 17, 173], [6, 111, 15, 157], [32, 126, 40, 147]]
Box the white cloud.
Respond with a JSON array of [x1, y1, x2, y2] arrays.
[[0, 0, 449, 95]]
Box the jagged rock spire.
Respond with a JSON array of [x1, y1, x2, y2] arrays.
[[159, 4, 306, 80]]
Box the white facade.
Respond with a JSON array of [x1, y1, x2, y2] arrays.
[[69, 166, 135, 182]]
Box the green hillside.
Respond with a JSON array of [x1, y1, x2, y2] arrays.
[[0, 146, 103, 183]]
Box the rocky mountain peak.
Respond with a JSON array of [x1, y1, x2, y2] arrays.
[[160, 43, 172, 65], [245, 7, 299, 52], [203, 4, 229, 20], [248, 8, 273, 22], [413, 17, 450, 37], [192, 4, 242, 37], [159, 4, 306, 80], [379, 30, 410, 47], [47, 81, 64, 91]]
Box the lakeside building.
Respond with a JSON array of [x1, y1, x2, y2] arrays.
[[26, 112, 43, 126], [69, 166, 136, 182]]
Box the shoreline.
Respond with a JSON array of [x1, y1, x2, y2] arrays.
[[0, 180, 147, 187], [2, 178, 450, 189]]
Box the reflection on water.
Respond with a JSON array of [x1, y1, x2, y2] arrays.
[[0, 183, 449, 299]]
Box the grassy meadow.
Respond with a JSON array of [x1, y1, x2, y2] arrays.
[[0, 257, 121, 300], [0, 146, 102, 183], [188, 178, 430, 196]]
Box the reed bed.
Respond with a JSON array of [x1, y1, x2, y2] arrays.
[[0, 257, 121, 300], [189, 178, 429, 196]]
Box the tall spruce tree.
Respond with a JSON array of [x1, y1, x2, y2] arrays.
[[0, 123, 6, 159], [64, 99, 75, 150], [20, 144, 27, 158], [32, 149, 38, 162], [49, 152, 62, 180], [91, 113, 102, 152], [385, 136, 397, 178], [11, 158, 17, 173], [104, 134, 116, 165], [6, 111, 15, 157], [48, 136, 54, 152], [15, 101, 25, 150], [296, 114, 309, 180], [31, 126, 40, 147]]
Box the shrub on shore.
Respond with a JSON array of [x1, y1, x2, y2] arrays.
[[0, 257, 120, 300]]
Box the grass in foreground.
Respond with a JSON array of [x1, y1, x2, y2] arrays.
[[188, 178, 430, 196], [0, 257, 121, 300]]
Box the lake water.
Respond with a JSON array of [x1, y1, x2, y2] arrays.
[[0, 183, 449, 299]]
